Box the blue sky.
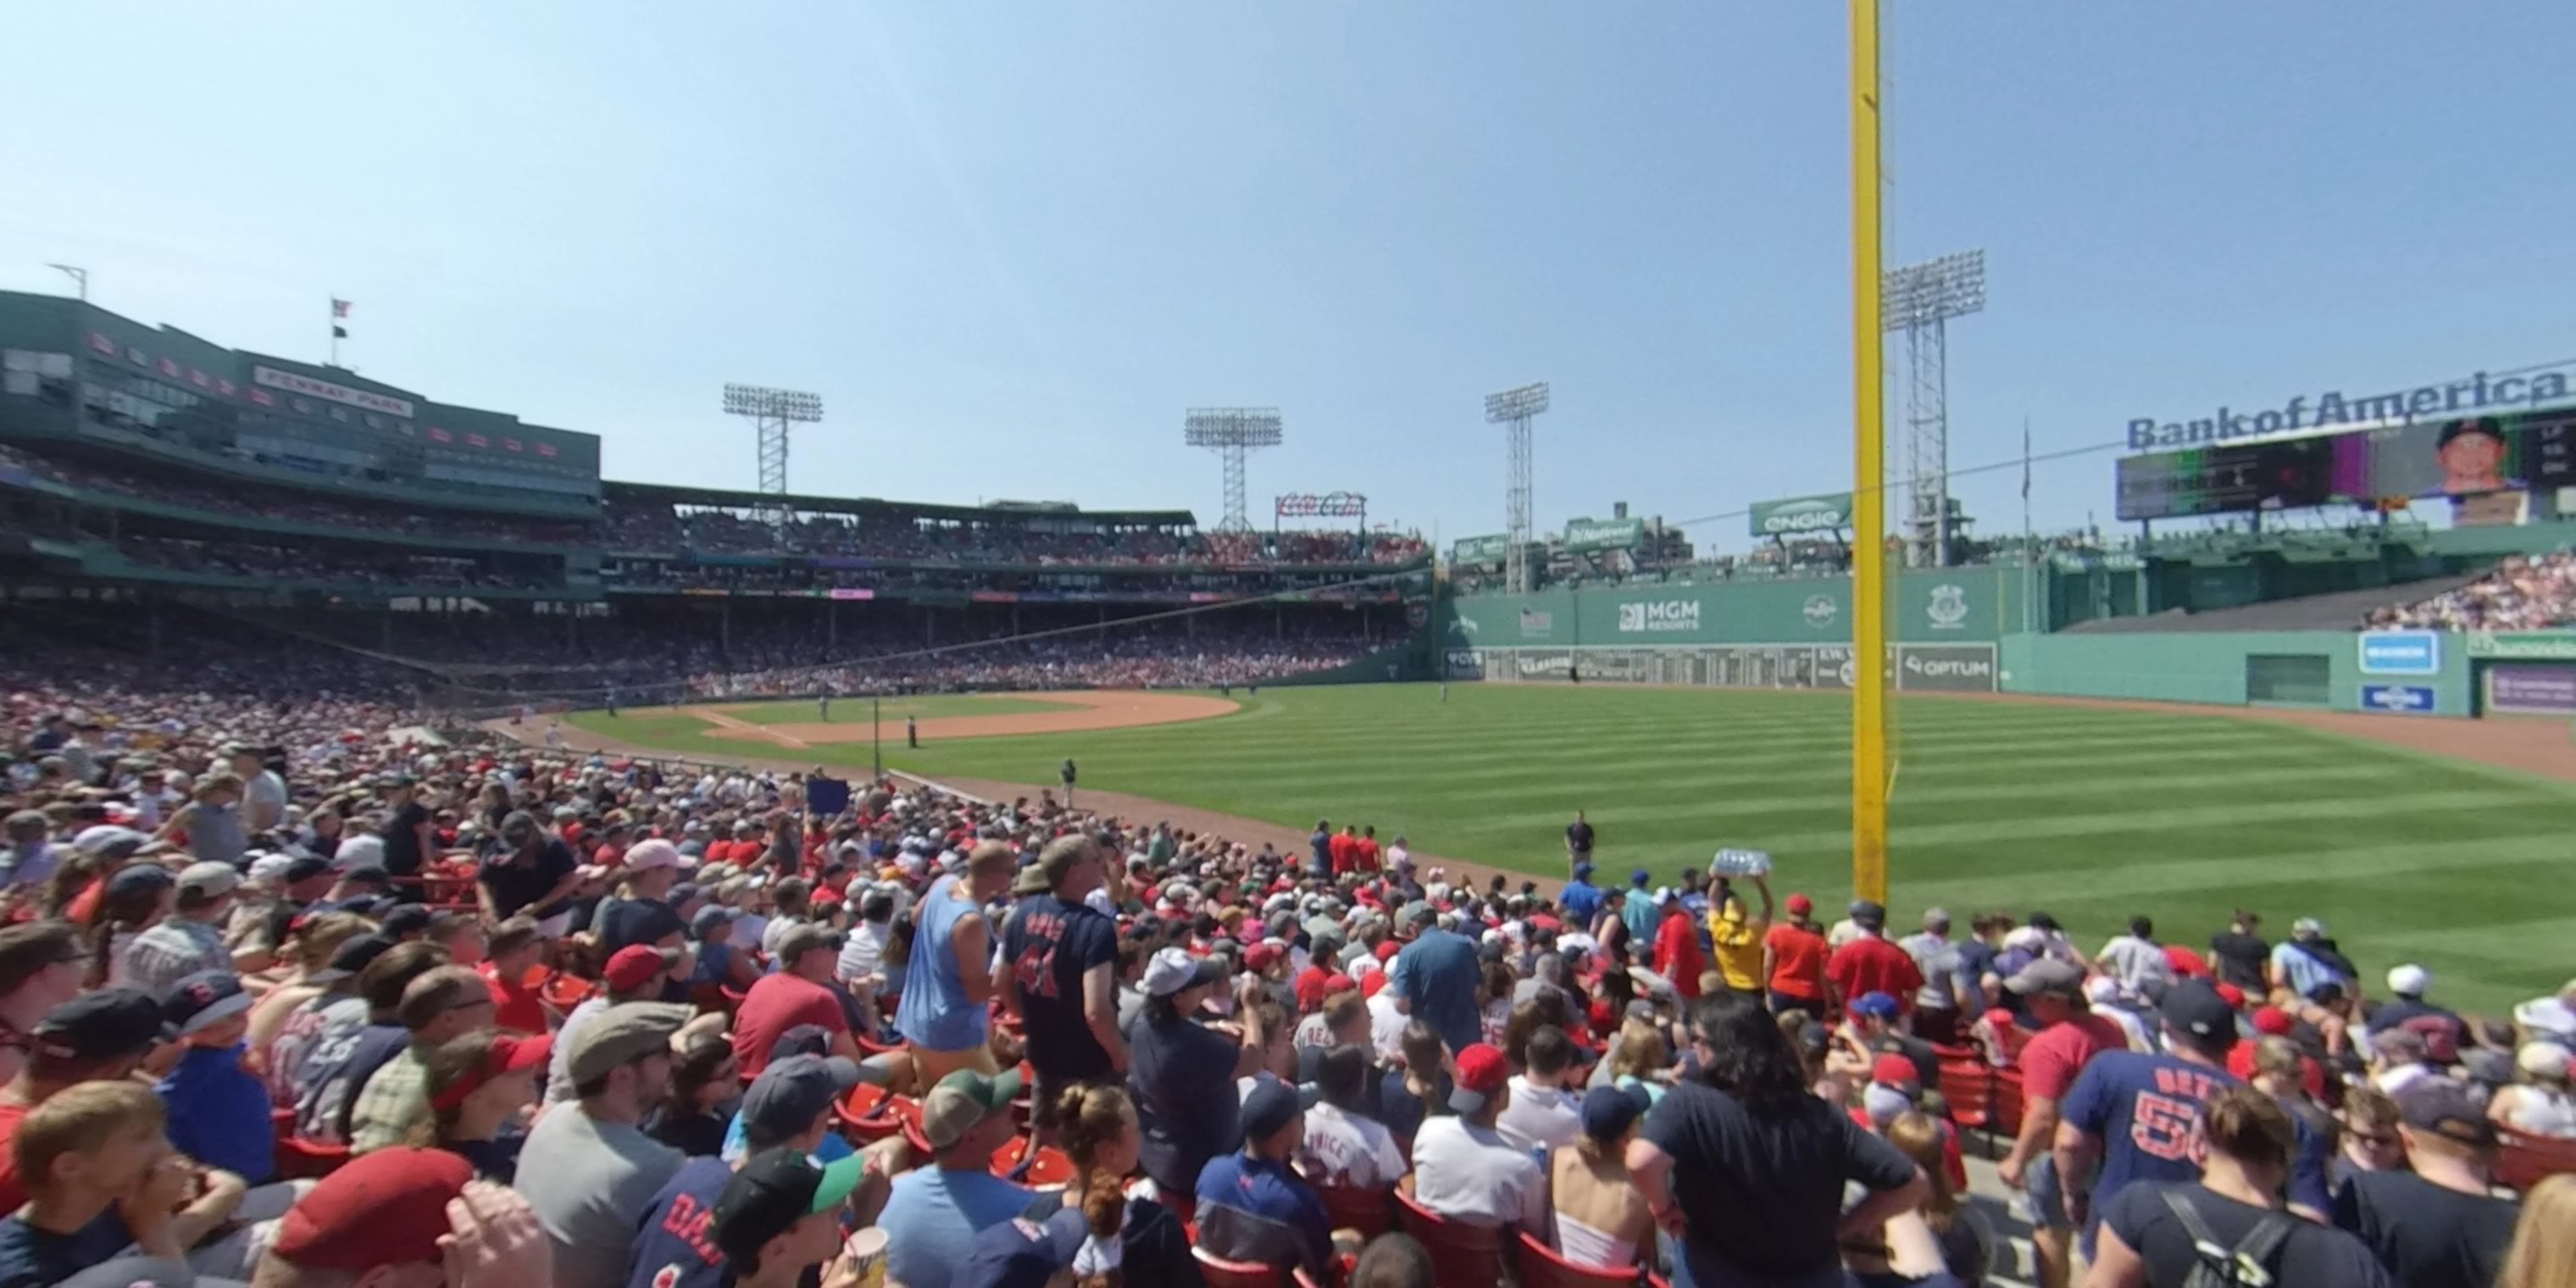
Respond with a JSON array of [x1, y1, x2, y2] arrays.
[[3, 3, 2571, 552]]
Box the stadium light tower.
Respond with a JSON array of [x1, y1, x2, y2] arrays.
[[1881, 251, 1985, 568], [722, 383, 823, 525], [1183, 408, 1283, 531], [1485, 381, 1550, 594]]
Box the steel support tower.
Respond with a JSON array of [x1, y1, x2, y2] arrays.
[[1880, 251, 1985, 568], [723, 384, 824, 525], [1183, 408, 1283, 531], [1485, 382, 1550, 594]]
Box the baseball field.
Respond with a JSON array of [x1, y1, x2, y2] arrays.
[[565, 684, 2576, 1013]]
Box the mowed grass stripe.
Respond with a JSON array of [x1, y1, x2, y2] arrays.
[[1443, 763, 2414, 832], [1105, 721, 2289, 774], [1241, 736, 2361, 803], [577, 682, 2576, 1014]]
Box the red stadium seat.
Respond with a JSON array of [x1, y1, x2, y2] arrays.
[[856, 1032, 905, 1057], [540, 972, 597, 1009], [1989, 1068, 2027, 1143], [1194, 1250, 1285, 1288], [1316, 1181, 1396, 1238], [276, 1135, 352, 1180], [989, 1137, 1076, 1187], [2496, 1132, 2576, 1192], [1394, 1188, 1503, 1288], [1515, 1230, 1644, 1288], [1936, 1060, 1995, 1137]]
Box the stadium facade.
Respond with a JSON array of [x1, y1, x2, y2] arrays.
[[0, 291, 1438, 713]]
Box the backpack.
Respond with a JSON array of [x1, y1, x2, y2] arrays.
[[2156, 1187, 2296, 1288]]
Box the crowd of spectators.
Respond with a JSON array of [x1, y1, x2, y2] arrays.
[[0, 648, 2568, 1287], [0, 443, 594, 546], [685, 625, 1377, 698], [111, 536, 559, 590], [2368, 551, 2576, 632], [603, 497, 1429, 569]]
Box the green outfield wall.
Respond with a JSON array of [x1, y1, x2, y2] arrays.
[[1446, 568, 2033, 649], [1998, 630, 2475, 713]]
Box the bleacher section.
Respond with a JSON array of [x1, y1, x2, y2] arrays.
[[2059, 574, 2488, 634]]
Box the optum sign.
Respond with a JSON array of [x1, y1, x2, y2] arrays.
[[1749, 493, 1854, 537]]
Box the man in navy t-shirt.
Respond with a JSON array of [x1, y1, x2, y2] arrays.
[[998, 836, 1123, 1139], [2054, 980, 2244, 1252]]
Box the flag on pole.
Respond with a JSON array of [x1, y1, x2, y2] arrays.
[[330, 297, 351, 340]]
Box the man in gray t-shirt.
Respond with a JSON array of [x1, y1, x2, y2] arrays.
[[518, 1002, 692, 1288], [230, 745, 288, 835], [1897, 908, 1977, 1043]]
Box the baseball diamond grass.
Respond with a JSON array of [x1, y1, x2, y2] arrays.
[[702, 694, 1080, 723], [574, 684, 2576, 1014]]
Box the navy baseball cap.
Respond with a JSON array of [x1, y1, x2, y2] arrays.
[[1581, 1084, 1651, 1142], [711, 1147, 869, 1262], [1850, 991, 1901, 1019], [33, 988, 173, 1063], [164, 971, 253, 1037], [956, 1203, 1087, 1288], [741, 1054, 863, 1142]]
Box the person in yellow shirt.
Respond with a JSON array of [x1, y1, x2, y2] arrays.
[[1707, 873, 1775, 996]]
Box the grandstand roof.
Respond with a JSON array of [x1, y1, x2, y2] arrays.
[[602, 479, 1198, 526]]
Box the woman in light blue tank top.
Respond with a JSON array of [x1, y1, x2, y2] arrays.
[[896, 872, 990, 1054]]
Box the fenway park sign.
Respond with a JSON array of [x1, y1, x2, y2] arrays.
[[252, 365, 415, 419]]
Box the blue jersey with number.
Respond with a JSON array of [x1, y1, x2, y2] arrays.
[[2061, 1052, 2239, 1230]]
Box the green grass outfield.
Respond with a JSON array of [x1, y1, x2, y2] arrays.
[[700, 694, 1078, 724], [575, 684, 2576, 1013]]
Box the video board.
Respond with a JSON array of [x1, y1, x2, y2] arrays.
[[2115, 408, 2576, 521]]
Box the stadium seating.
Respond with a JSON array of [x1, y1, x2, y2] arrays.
[[1316, 1181, 1397, 1239], [1515, 1230, 1644, 1288], [1194, 1249, 1286, 1288], [1394, 1188, 1503, 1288]]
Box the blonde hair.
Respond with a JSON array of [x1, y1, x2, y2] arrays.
[[2498, 1174, 2576, 1288], [291, 911, 372, 974], [1885, 1112, 1960, 1234], [1609, 1019, 1668, 1082], [1053, 1084, 1134, 1288], [15, 1080, 164, 1191], [2203, 1085, 2294, 1171]]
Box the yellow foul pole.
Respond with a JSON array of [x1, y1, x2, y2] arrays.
[[1850, 0, 1890, 906]]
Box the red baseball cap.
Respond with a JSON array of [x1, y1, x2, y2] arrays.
[[1871, 1052, 1918, 1089], [604, 945, 674, 993], [1323, 973, 1357, 998], [1451, 1043, 1509, 1112], [1361, 972, 1388, 998], [1374, 941, 1400, 963], [271, 1146, 474, 1270], [1243, 942, 1284, 971], [2251, 1006, 2294, 1036], [430, 1031, 554, 1112], [1785, 893, 1813, 915], [2214, 983, 2247, 1010]]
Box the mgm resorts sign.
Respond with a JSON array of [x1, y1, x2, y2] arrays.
[[1617, 599, 1702, 634], [2125, 367, 2572, 451]]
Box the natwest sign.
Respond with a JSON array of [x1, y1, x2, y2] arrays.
[[251, 366, 415, 419]]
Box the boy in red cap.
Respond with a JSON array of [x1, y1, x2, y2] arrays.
[[253, 1145, 552, 1287], [1407, 1043, 1548, 1230]]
